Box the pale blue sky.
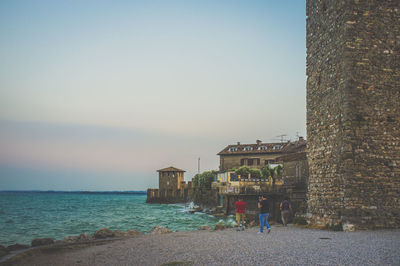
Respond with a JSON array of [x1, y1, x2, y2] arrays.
[[0, 0, 306, 190]]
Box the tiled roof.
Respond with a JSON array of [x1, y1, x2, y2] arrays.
[[274, 139, 307, 162], [217, 139, 307, 156], [157, 166, 186, 172], [217, 141, 291, 155], [276, 152, 307, 162], [281, 140, 307, 153]]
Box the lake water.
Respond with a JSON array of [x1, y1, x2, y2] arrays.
[[0, 191, 235, 246]]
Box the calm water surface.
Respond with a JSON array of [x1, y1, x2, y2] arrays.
[[0, 192, 232, 246]]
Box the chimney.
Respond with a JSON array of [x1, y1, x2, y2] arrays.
[[237, 142, 240, 145], [256, 140, 262, 145]]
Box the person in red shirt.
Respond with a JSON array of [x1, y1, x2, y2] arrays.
[[235, 197, 246, 231]]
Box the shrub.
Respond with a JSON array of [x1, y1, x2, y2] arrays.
[[249, 168, 262, 179], [235, 166, 263, 179], [192, 171, 216, 189], [292, 216, 307, 225], [235, 166, 250, 179], [328, 222, 343, 231], [261, 166, 272, 179]]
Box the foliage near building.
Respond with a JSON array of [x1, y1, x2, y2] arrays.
[[234, 165, 282, 180], [192, 171, 219, 207], [192, 171, 216, 189]]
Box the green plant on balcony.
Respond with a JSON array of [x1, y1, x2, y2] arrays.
[[234, 166, 250, 179], [234, 166, 262, 179]]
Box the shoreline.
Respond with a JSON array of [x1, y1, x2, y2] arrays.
[[2, 226, 400, 265], [0, 237, 120, 265], [0, 204, 234, 249], [0, 224, 215, 263], [0, 193, 224, 248]]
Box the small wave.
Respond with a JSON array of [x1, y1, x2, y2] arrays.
[[0, 193, 218, 246]]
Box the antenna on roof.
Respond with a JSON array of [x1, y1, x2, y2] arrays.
[[276, 134, 287, 143], [198, 157, 200, 175]]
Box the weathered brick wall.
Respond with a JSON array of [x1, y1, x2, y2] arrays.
[[159, 172, 184, 190], [192, 188, 219, 208], [282, 157, 309, 188], [146, 188, 191, 203], [307, 0, 400, 229]]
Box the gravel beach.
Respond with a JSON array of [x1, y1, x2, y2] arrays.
[[2, 225, 400, 266]]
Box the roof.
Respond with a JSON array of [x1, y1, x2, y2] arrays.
[[217, 138, 307, 156], [275, 139, 307, 162], [282, 139, 307, 154], [157, 166, 186, 172], [217, 141, 291, 156], [276, 152, 307, 162]]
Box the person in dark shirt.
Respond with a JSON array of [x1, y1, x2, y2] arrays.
[[280, 198, 292, 226], [258, 194, 271, 234]]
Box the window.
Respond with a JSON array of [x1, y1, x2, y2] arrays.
[[240, 159, 246, 166], [259, 145, 268, 150], [256, 158, 260, 165], [229, 147, 238, 152], [273, 145, 282, 150], [248, 159, 253, 165], [244, 146, 253, 151]]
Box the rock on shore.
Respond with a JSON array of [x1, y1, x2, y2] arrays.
[[0, 227, 145, 260], [214, 223, 226, 230], [200, 226, 211, 230], [31, 238, 54, 247], [78, 233, 93, 241], [94, 228, 115, 239], [6, 244, 30, 252], [0, 245, 7, 257], [149, 226, 172, 234], [127, 230, 142, 236]]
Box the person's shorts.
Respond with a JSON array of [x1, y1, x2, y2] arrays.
[[236, 213, 245, 221]]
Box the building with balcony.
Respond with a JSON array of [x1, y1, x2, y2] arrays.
[[217, 140, 292, 172]]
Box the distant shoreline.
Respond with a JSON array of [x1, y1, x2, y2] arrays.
[[0, 190, 147, 195]]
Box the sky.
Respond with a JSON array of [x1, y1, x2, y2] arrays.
[[0, 0, 306, 191]]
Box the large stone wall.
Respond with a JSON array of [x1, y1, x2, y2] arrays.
[[159, 171, 184, 190], [192, 188, 219, 209], [306, 0, 400, 229], [281, 153, 309, 188], [146, 187, 192, 203]]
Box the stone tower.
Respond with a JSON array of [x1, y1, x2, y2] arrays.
[[306, 0, 400, 229], [157, 166, 185, 190]]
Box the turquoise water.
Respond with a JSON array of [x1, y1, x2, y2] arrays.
[[0, 192, 232, 246]]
